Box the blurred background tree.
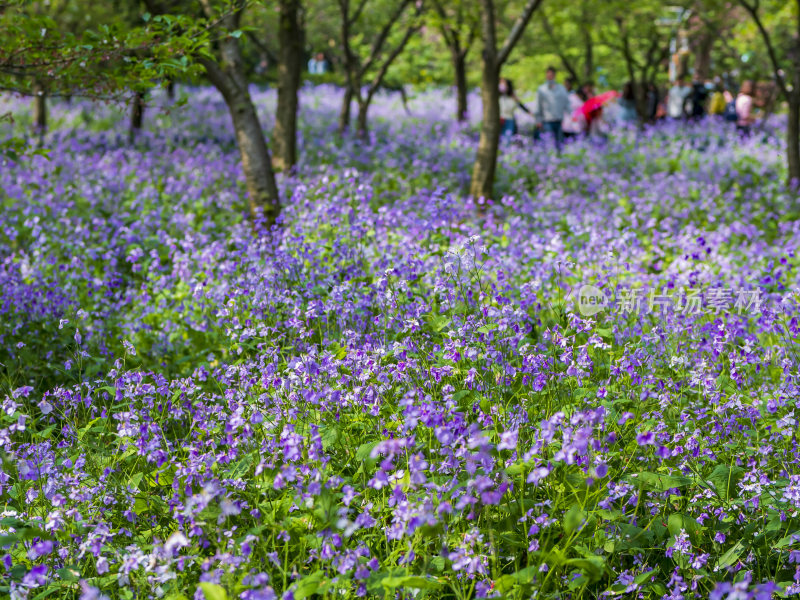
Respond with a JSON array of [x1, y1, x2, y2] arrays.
[[3, 0, 798, 202]]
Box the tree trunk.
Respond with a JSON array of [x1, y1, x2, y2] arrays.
[[197, 0, 279, 226], [692, 31, 713, 82], [580, 0, 593, 83], [469, 58, 500, 201], [356, 99, 369, 139], [453, 50, 468, 121], [339, 86, 353, 133], [202, 43, 280, 225], [227, 88, 281, 225], [166, 80, 176, 100], [273, 0, 304, 172], [788, 97, 800, 187], [129, 91, 145, 144], [583, 31, 593, 82], [33, 82, 46, 134]]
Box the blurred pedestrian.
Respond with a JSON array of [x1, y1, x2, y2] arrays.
[[735, 80, 756, 136], [667, 75, 690, 120], [535, 66, 569, 154], [684, 77, 710, 120], [618, 81, 638, 124], [562, 76, 585, 139], [708, 82, 726, 116], [308, 52, 329, 75], [498, 78, 531, 142]]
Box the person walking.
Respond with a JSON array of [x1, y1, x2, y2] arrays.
[[708, 82, 727, 116], [498, 78, 531, 141], [667, 75, 690, 120], [535, 66, 569, 154], [735, 80, 756, 136], [618, 81, 638, 124], [562, 76, 585, 139]]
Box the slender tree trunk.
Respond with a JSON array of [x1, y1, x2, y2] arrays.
[[129, 91, 145, 144], [453, 50, 468, 121], [201, 46, 280, 225], [339, 86, 353, 133], [273, 0, 304, 172], [197, 0, 279, 226], [226, 87, 281, 225], [469, 59, 500, 201], [33, 82, 46, 134], [356, 99, 369, 139], [581, 0, 593, 82], [693, 32, 713, 82], [788, 97, 800, 187], [583, 31, 593, 82], [166, 80, 176, 100], [470, 0, 541, 201]]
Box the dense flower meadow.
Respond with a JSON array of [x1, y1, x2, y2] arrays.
[[1, 85, 800, 600]]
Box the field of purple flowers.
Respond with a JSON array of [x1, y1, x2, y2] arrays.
[[1, 86, 800, 600]]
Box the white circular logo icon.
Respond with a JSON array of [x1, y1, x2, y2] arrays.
[[575, 284, 607, 316]]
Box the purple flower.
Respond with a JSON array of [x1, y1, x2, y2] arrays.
[[28, 540, 54, 560], [636, 431, 655, 445]]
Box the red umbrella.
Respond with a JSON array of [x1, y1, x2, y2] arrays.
[[578, 91, 619, 120]]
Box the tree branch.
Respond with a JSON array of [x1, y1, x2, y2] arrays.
[[359, 0, 413, 79], [738, 0, 788, 96], [496, 0, 544, 67], [349, 0, 370, 26], [367, 19, 420, 100], [540, 11, 579, 82], [245, 31, 278, 65]]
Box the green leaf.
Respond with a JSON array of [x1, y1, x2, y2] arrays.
[[56, 567, 80, 582], [129, 472, 143, 489], [355, 440, 380, 462], [294, 571, 327, 599], [633, 471, 694, 491], [634, 568, 658, 585], [230, 30, 243, 38], [667, 513, 703, 544], [319, 425, 341, 451], [595, 327, 613, 339], [706, 464, 745, 501], [716, 539, 746, 569], [381, 575, 443, 590], [563, 504, 587, 535], [425, 314, 450, 333], [565, 556, 605, 583], [198, 583, 227, 600]]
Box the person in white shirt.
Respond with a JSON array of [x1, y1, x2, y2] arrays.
[[562, 76, 585, 138], [498, 78, 531, 141], [667, 76, 690, 120]]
